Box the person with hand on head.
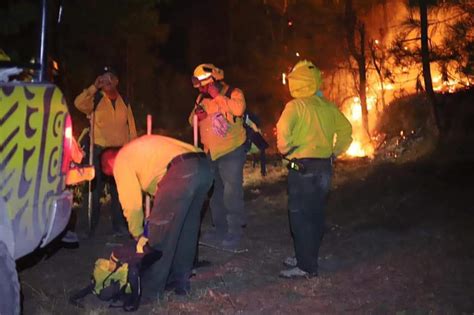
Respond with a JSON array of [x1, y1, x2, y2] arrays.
[[100, 135, 213, 299], [189, 63, 247, 252], [74, 65, 137, 237], [276, 60, 352, 279]]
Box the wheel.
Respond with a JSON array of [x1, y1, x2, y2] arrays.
[[0, 241, 20, 315]]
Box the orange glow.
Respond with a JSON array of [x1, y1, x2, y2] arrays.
[[346, 141, 366, 157]]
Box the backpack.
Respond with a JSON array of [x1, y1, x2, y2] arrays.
[[69, 242, 161, 312]]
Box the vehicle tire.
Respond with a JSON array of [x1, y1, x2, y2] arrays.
[[0, 241, 20, 315]]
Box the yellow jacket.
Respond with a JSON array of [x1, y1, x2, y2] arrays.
[[113, 135, 202, 238], [188, 85, 246, 160], [74, 85, 137, 147], [276, 95, 353, 159]]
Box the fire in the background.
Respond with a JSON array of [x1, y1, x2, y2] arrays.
[[342, 96, 377, 158]]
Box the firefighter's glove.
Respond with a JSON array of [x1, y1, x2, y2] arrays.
[[195, 106, 208, 121], [135, 235, 149, 254], [207, 82, 221, 98], [211, 112, 230, 137]]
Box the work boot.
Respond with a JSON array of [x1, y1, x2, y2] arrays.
[[61, 231, 79, 249], [164, 277, 191, 296], [283, 256, 297, 268], [279, 267, 317, 279], [221, 233, 242, 252]]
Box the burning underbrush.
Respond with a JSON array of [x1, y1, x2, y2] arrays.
[[339, 87, 474, 164]]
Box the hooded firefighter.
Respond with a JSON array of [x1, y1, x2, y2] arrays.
[[276, 60, 352, 279]]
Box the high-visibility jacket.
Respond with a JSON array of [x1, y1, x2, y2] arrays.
[[74, 85, 137, 147], [188, 84, 246, 160], [113, 135, 202, 238], [276, 95, 353, 159]]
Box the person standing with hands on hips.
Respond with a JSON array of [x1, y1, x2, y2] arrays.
[[189, 64, 247, 252], [74, 65, 137, 237], [276, 60, 352, 278]]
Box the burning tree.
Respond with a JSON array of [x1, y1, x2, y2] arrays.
[[390, 0, 474, 134]]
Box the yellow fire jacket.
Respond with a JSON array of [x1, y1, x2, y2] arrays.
[[276, 95, 353, 159], [188, 85, 246, 160], [74, 85, 137, 147], [113, 135, 202, 238]]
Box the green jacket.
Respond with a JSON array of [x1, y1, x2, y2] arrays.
[[276, 95, 353, 159]]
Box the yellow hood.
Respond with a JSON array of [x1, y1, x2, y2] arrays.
[[288, 60, 322, 98]]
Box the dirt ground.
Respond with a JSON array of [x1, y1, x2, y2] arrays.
[[17, 148, 474, 314]]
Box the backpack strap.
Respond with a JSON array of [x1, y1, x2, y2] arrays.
[[223, 86, 239, 123], [224, 86, 235, 98], [100, 254, 123, 292]]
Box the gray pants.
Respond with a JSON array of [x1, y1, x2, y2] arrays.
[[209, 144, 246, 236], [142, 154, 212, 297]]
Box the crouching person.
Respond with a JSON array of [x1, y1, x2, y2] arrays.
[[101, 135, 213, 299]]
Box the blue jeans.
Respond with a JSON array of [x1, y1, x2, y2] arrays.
[[142, 155, 212, 297], [209, 144, 246, 236], [287, 158, 332, 274]]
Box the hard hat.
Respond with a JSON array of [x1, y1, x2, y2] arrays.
[[287, 60, 322, 98], [97, 65, 119, 78], [0, 49, 11, 61], [192, 63, 224, 88]]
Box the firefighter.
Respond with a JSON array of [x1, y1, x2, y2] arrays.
[[100, 135, 213, 298], [74, 65, 137, 236], [276, 60, 352, 278], [189, 64, 247, 251]]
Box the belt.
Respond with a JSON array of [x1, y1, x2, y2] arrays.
[[167, 152, 207, 170]]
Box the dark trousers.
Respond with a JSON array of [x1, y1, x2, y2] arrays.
[[287, 158, 332, 274], [89, 145, 127, 233], [209, 144, 246, 236], [143, 155, 212, 297]]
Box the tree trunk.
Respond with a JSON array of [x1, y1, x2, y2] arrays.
[[369, 41, 386, 111], [344, 0, 370, 136], [357, 23, 369, 135], [419, 0, 443, 134]]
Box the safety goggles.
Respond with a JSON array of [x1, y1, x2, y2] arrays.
[[191, 73, 213, 88]]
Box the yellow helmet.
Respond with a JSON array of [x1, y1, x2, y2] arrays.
[[288, 60, 322, 98], [192, 63, 224, 88], [0, 49, 11, 61]]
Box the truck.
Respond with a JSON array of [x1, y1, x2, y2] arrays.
[[0, 1, 93, 313]]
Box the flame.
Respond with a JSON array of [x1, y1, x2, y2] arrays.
[[342, 97, 376, 159], [346, 141, 366, 157]]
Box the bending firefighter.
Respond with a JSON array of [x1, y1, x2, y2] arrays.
[[101, 135, 213, 299], [189, 64, 247, 251], [74, 65, 137, 236], [276, 60, 352, 278]]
